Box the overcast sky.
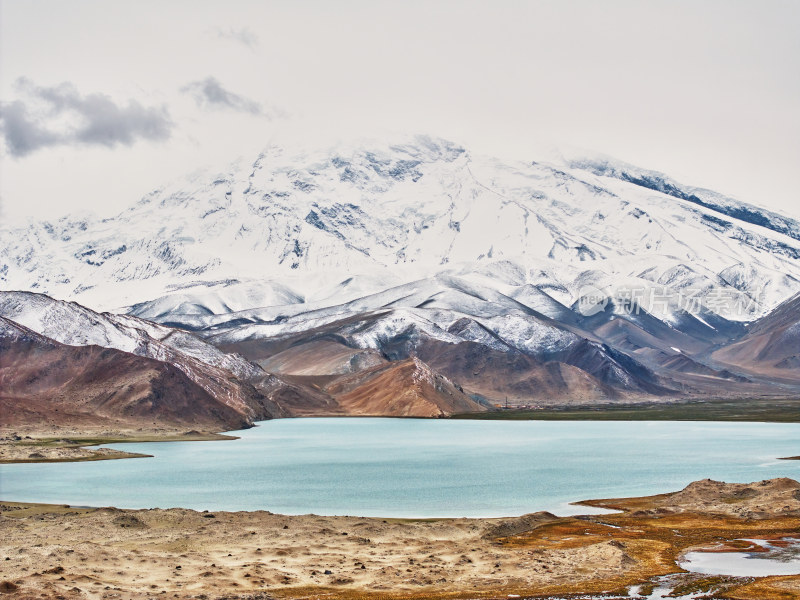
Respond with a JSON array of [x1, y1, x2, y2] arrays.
[[1, 0, 798, 224]]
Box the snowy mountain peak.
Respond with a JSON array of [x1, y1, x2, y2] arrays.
[[1, 135, 799, 326]]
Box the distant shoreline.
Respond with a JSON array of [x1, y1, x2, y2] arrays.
[[0, 431, 238, 464], [3, 399, 800, 464], [452, 397, 800, 423]]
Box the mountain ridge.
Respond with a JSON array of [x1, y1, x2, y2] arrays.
[[566, 155, 800, 243], [0, 314, 251, 431], [2, 136, 798, 321], [2, 136, 799, 428]]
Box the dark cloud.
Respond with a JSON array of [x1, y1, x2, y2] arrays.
[[0, 79, 173, 157], [0, 100, 61, 157], [182, 77, 263, 115], [215, 27, 259, 48]]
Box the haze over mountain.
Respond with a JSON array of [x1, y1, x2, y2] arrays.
[[1, 136, 799, 430]]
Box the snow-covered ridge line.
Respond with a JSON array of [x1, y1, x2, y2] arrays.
[[567, 155, 800, 243], [1, 135, 799, 323]]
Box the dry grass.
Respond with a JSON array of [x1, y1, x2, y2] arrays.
[[1, 485, 799, 600]]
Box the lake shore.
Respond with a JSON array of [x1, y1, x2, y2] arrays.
[[4, 397, 800, 465], [0, 428, 239, 464], [2, 478, 799, 599], [452, 397, 800, 423]]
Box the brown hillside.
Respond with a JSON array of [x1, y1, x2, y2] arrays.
[[326, 356, 487, 417], [0, 317, 249, 432]]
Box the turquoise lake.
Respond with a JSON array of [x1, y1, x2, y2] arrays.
[[2, 418, 799, 517]]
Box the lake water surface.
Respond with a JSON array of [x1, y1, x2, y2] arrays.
[[679, 538, 800, 577], [1, 419, 799, 517]]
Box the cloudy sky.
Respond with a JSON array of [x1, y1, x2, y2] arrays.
[[1, 0, 798, 224]]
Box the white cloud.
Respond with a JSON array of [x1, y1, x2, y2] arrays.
[[0, 0, 798, 219], [181, 77, 263, 115], [214, 26, 259, 48]]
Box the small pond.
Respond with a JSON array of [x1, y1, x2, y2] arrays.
[[679, 538, 800, 577]]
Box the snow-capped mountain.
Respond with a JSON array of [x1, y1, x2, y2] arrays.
[[0, 291, 500, 418], [2, 136, 800, 411], [0, 291, 280, 421], [194, 271, 783, 402], [2, 135, 799, 323], [566, 154, 800, 244]]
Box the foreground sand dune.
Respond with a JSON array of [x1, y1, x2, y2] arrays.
[[2, 478, 799, 599]]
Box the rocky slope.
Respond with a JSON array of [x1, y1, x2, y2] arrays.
[[637, 477, 800, 520], [0, 317, 249, 431], [0, 291, 491, 426], [205, 276, 794, 405], [325, 356, 488, 417], [711, 292, 800, 382], [0, 290, 282, 423]]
